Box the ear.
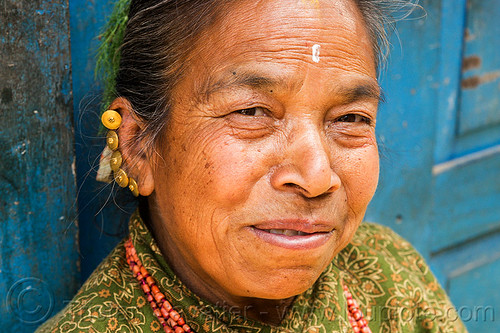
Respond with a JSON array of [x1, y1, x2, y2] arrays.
[[109, 97, 155, 196]]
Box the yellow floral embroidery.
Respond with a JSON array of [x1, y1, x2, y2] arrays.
[[136, 295, 146, 308], [98, 289, 111, 298], [107, 317, 117, 331], [150, 320, 161, 332]]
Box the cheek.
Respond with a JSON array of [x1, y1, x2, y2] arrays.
[[198, 140, 268, 207], [158, 130, 267, 230], [341, 145, 380, 211]]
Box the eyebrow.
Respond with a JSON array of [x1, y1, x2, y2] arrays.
[[199, 70, 384, 104], [337, 82, 385, 104], [200, 72, 280, 97]]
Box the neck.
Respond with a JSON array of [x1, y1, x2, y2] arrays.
[[142, 203, 293, 326]]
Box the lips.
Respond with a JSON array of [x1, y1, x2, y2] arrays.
[[250, 220, 334, 250]]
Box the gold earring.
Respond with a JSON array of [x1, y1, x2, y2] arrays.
[[110, 150, 123, 171], [101, 109, 139, 197], [106, 131, 119, 151], [128, 177, 139, 197], [114, 168, 129, 187], [101, 110, 122, 130]]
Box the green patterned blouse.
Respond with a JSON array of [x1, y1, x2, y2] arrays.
[[36, 211, 467, 333]]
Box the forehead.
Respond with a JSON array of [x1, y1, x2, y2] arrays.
[[182, 0, 376, 95]]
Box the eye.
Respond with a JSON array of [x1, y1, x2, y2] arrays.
[[337, 114, 372, 125], [234, 107, 267, 116]]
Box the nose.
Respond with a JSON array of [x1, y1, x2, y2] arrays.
[[270, 124, 340, 198]]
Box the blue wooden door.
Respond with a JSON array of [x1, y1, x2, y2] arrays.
[[366, 0, 500, 331], [68, 0, 131, 284], [0, 1, 79, 332]]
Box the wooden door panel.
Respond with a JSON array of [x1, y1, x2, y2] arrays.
[[456, 0, 500, 156], [447, 260, 500, 332], [459, 0, 500, 137], [432, 151, 500, 251], [68, 0, 128, 283], [431, 0, 500, 250], [429, 218, 500, 332], [0, 1, 79, 331]]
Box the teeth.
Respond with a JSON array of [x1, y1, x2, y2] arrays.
[[268, 229, 308, 236]]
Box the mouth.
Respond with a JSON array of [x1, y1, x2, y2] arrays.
[[250, 221, 334, 250], [265, 229, 311, 236]]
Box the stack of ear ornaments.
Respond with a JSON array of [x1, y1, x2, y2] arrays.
[[96, 109, 139, 197]]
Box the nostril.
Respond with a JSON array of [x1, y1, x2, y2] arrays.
[[283, 182, 311, 196], [284, 183, 303, 191], [284, 183, 326, 198]]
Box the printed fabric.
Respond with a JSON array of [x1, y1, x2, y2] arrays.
[[36, 211, 467, 332]]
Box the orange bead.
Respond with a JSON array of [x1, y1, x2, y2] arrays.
[[154, 292, 165, 303], [174, 327, 184, 333], [141, 284, 151, 294], [169, 310, 180, 321], [162, 301, 172, 312], [161, 307, 170, 318], [164, 326, 174, 333], [177, 318, 185, 326], [353, 310, 362, 320], [152, 285, 160, 295]]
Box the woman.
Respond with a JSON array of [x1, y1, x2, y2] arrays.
[[37, 0, 466, 332]]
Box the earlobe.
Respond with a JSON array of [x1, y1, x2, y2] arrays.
[[107, 97, 155, 196]]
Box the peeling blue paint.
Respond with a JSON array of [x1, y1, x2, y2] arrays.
[[0, 0, 79, 332]]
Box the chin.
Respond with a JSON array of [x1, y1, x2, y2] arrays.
[[252, 282, 315, 300], [236, 267, 327, 300]]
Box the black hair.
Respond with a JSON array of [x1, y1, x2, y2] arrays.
[[114, 0, 419, 149]]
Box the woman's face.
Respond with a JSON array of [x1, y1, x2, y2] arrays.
[[147, 0, 379, 302]]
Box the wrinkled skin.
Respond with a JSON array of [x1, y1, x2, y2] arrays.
[[117, 0, 380, 324]]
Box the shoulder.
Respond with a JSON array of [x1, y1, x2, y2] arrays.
[[338, 222, 421, 272], [35, 240, 151, 333], [336, 222, 468, 332], [337, 222, 432, 294], [343, 222, 431, 274], [351, 222, 414, 251]]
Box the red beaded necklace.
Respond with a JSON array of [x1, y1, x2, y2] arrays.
[[343, 285, 372, 333], [125, 238, 371, 333], [125, 239, 193, 333]]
